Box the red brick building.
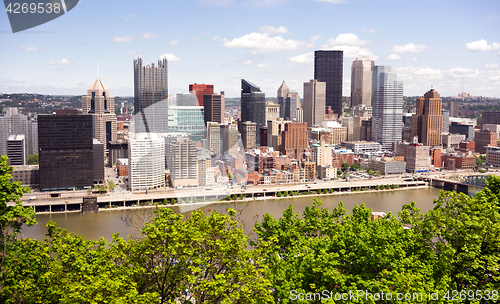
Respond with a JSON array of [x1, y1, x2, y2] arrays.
[[459, 141, 475, 151], [442, 154, 475, 170], [280, 122, 309, 160], [430, 149, 441, 169], [475, 129, 497, 154], [189, 83, 214, 106]]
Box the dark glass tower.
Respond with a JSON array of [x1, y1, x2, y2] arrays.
[[314, 50, 343, 116], [240, 79, 266, 144], [133, 57, 168, 132]]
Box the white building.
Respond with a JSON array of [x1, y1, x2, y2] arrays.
[[128, 133, 165, 191]]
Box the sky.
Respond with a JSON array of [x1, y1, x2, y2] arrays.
[[1, 0, 499, 98]]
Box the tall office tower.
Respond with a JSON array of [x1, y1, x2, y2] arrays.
[[266, 102, 280, 124], [411, 89, 443, 146], [342, 117, 354, 141], [450, 101, 459, 118], [277, 81, 290, 118], [168, 138, 198, 187], [280, 122, 308, 160], [204, 91, 225, 125], [176, 93, 197, 106], [351, 56, 374, 107], [267, 118, 289, 151], [82, 78, 117, 152], [167, 106, 205, 142], [128, 133, 165, 191], [241, 121, 256, 150], [482, 111, 500, 127], [133, 57, 168, 131], [206, 122, 222, 155], [296, 109, 303, 123], [475, 129, 497, 154], [442, 109, 450, 133], [288, 91, 301, 120], [189, 84, 214, 106], [371, 66, 403, 150], [221, 123, 239, 156], [93, 139, 105, 183], [240, 79, 266, 143], [7, 135, 26, 165], [38, 111, 94, 191], [0, 107, 36, 159], [314, 50, 343, 115], [303, 79, 326, 127]]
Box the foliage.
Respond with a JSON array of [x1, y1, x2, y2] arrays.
[[376, 170, 381, 176], [367, 168, 374, 176], [99, 185, 107, 193], [342, 162, 349, 172], [108, 180, 116, 190], [27, 154, 38, 165], [350, 163, 360, 171]]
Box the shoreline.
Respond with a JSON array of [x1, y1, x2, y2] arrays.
[[35, 184, 430, 215]]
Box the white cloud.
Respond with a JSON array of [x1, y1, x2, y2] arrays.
[[213, 36, 221, 41], [245, 0, 288, 7], [241, 60, 252, 66], [112, 35, 134, 42], [465, 39, 500, 51], [171, 39, 180, 46], [129, 51, 141, 55], [395, 66, 444, 80], [19, 45, 39, 51], [197, 0, 234, 6], [325, 33, 369, 46], [450, 68, 479, 78], [411, 57, 419, 62], [315, 0, 346, 3], [289, 52, 314, 64], [387, 54, 402, 61], [142, 32, 159, 39], [328, 45, 378, 60], [309, 35, 321, 42], [485, 63, 499, 69], [223, 32, 307, 54], [160, 53, 182, 61], [498, 51, 500, 56], [259, 25, 288, 34], [257, 63, 273, 68], [122, 14, 135, 22], [362, 29, 376, 33], [49, 59, 72, 65], [392, 43, 428, 53]]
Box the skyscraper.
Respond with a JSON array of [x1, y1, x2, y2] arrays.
[[82, 78, 117, 152], [314, 50, 343, 115], [288, 91, 301, 121], [240, 79, 266, 143], [189, 83, 214, 106], [280, 122, 308, 160], [206, 121, 221, 155], [277, 81, 290, 118], [241, 121, 256, 150], [0, 107, 37, 158], [168, 138, 198, 187], [7, 135, 26, 165], [411, 89, 443, 146], [303, 79, 326, 127], [371, 66, 403, 150], [204, 92, 225, 125], [133, 57, 168, 131], [128, 133, 165, 191], [351, 56, 374, 107]]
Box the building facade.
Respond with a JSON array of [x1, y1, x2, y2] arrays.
[[280, 122, 308, 160], [371, 66, 403, 150], [204, 92, 225, 124], [189, 83, 214, 106], [314, 50, 343, 115], [411, 89, 443, 146], [475, 129, 497, 154], [303, 79, 326, 127], [241, 121, 256, 150], [277, 81, 290, 119], [7, 135, 26, 165], [168, 138, 198, 187], [241, 79, 266, 143], [133, 57, 168, 118], [128, 133, 165, 191], [351, 56, 374, 107]]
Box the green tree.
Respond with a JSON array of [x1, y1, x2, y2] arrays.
[[171, 198, 176, 204], [99, 185, 107, 193], [108, 180, 116, 191], [277, 192, 282, 197], [376, 170, 381, 176], [239, 193, 245, 200], [27, 154, 38, 165], [475, 155, 484, 168], [342, 162, 349, 172], [350, 163, 360, 171], [368, 169, 375, 176], [192, 197, 197, 203]]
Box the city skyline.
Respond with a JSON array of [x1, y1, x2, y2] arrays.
[[1, 0, 499, 98]]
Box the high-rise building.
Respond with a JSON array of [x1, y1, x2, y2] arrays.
[[204, 92, 225, 125], [442, 109, 450, 133], [206, 122, 221, 156], [189, 83, 214, 106], [371, 66, 403, 150], [241, 121, 256, 150], [38, 111, 95, 191], [450, 101, 459, 118], [133, 57, 168, 131], [450, 121, 474, 140], [303, 79, 326, 127], [168, 138, 198, 187], [0, 107, 37, 159], [240, 79, 266, 143], [176, 93, 197, 106], [277, 81, 290, 118], [482, 111, 500, 126], [267, 118, 290, 151], [475, 129, 497, 154], [167, 106, 205, 142], [411, 89, 443, 146], [280, 122, 308, 160], [351, 56, 374, 107], [221, 123, 239, 156], [7, 135, 26, 165], [314, 50, 343, 115], [288, 91, 301, 121], [82, 78, 117, 152], [128, 133, 165, 191], [266, 102, 280, 124]]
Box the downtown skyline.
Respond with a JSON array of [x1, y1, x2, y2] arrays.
[[1, 0, 499, 98]]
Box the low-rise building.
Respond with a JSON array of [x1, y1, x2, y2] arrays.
[[368, 157, 406, 175], [442, 133, 466, 148], [487, 146, 500, 167], [10, 165, 39, 186], [442, 153, 475, 170], [475, 129, 497, 154], [341, 141, 382, 154]]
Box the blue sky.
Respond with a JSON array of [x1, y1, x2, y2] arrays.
[[1, 0, 499, 98]]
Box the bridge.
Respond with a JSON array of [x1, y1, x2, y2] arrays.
[[419, 174, 489, 194]]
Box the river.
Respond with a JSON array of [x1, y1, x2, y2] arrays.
[[21, 187, 447, 242]]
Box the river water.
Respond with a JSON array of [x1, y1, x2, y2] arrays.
[[21, 187, 444, 242]]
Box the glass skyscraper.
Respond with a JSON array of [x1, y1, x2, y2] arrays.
[[371, 66, 403, 150], [133, 57, 168, 132], [314, 50, 343, 116]]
